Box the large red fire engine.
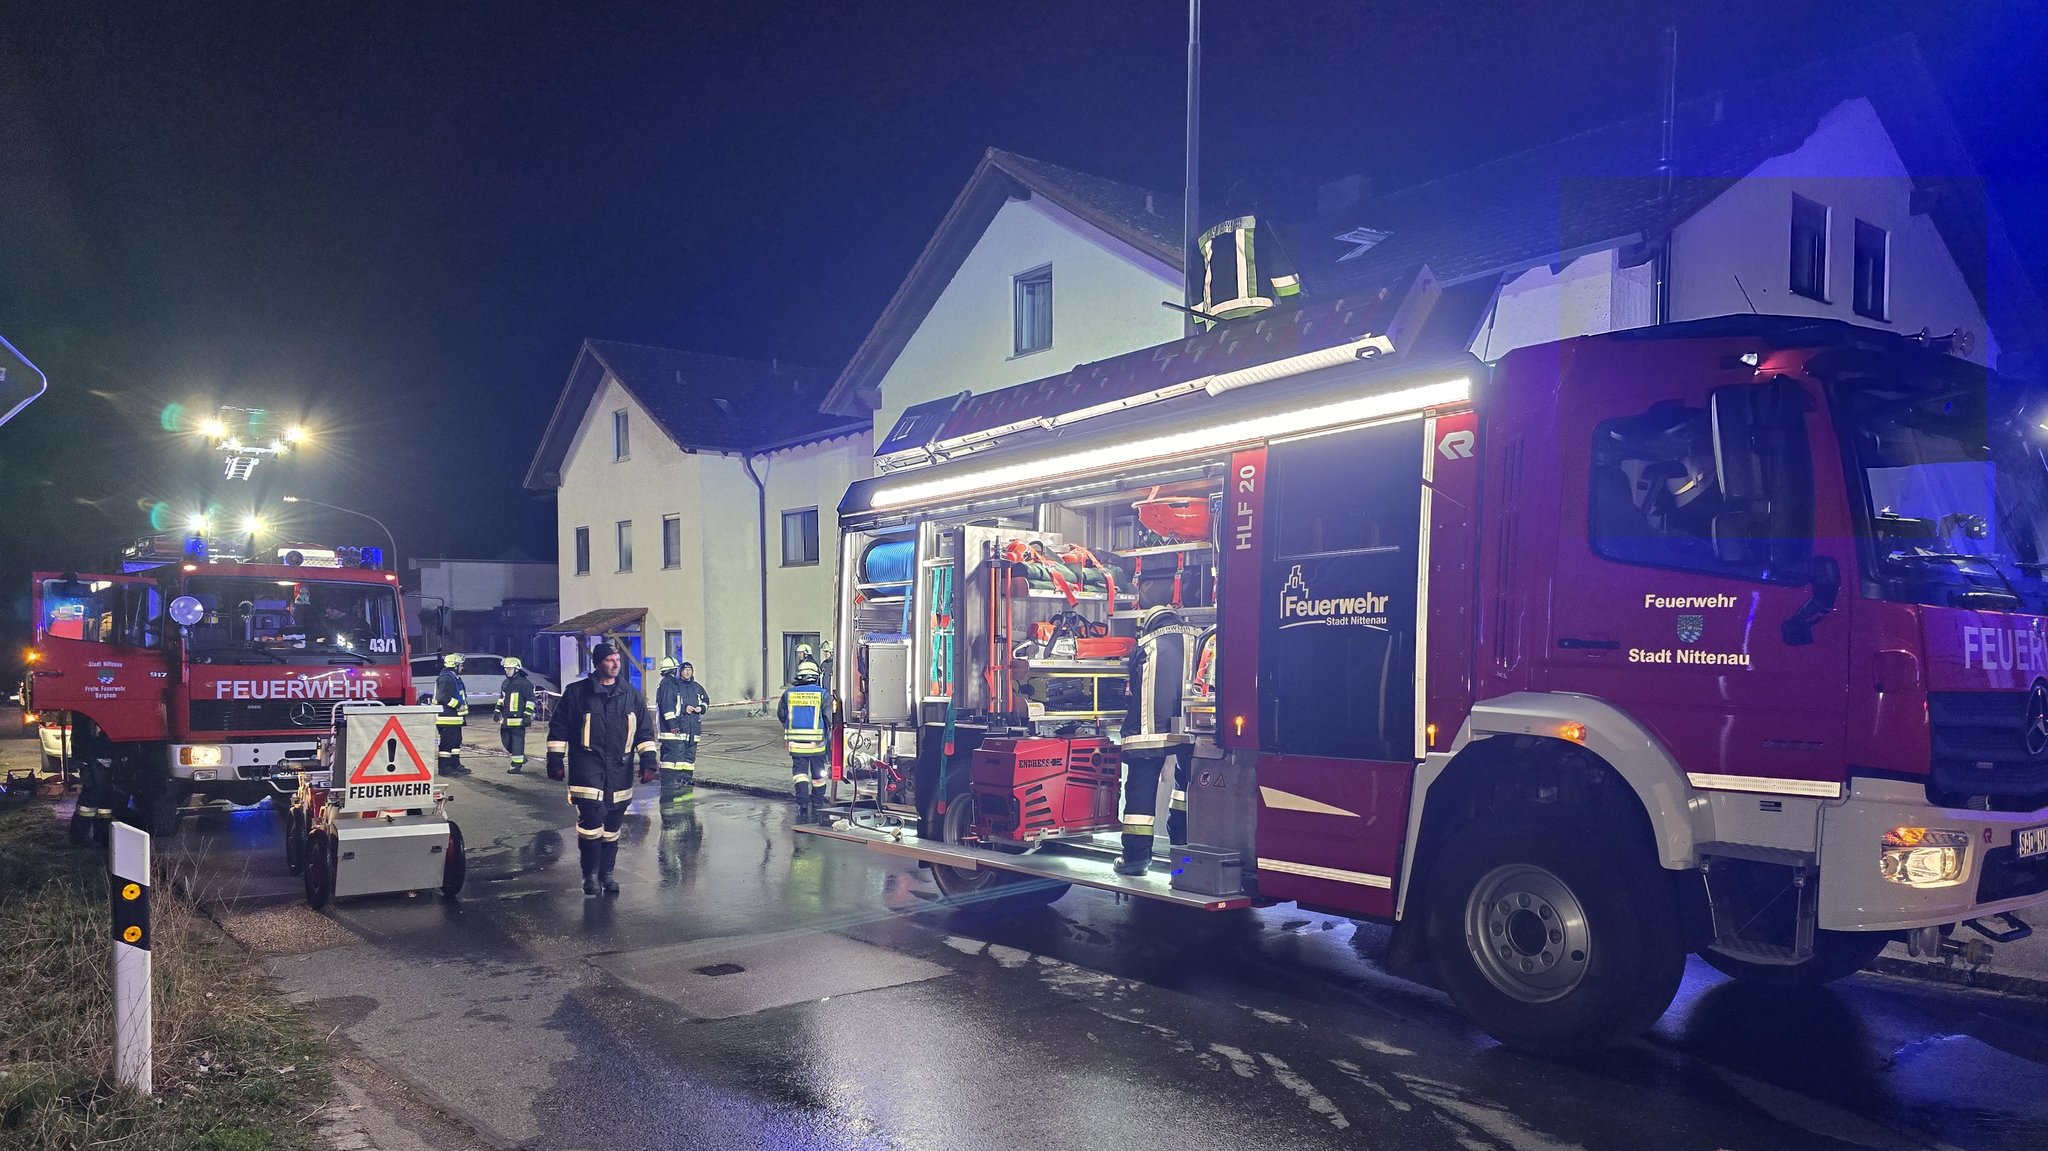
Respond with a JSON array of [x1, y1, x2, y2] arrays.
[[801, 279, 2048, 1054], [29, 534, 410, 835]]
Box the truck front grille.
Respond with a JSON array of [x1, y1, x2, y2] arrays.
[[188, 699, 351, 733], [1977, 841, 2048, 904], [1926, 692, 2048, 808]]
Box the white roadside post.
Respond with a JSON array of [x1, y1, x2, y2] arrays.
[[110, 822, 153, 1094]]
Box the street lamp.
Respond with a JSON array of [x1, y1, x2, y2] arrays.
[[281, 495, 397, 568]]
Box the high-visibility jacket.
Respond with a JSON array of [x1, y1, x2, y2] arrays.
[[1197, 213, 1301, 325], [434, 669, 467, 726], [546, 676, 657, 796], [778, 681, 829, 756], [657, 673, 709, 738], [1121, 624, 1200, 753], [496, 673, 537, 728]]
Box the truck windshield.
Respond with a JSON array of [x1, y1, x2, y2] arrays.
[[1833, 354, 2048, 611], [182, 576, 402, 663]]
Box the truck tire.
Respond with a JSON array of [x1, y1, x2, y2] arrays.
[[441, 821, 467, 898], [304, 829, 334, 910], [1699, 930, 1891, 988], [1424, 808, 1684, 1056], [927, 790, 1069, 909]]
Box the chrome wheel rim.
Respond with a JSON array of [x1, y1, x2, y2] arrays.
[[1464, 862, 1592, 1003]]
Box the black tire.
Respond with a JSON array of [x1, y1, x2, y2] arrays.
[[284, 807, 305, 875], [927, 790, 1070, 908], [1424, 808, 1684, 1057], [1699, 930, 1891, 988], [147, 785, 182, 838], [304, 829, 334, 910], [441, 821, 467, 898]]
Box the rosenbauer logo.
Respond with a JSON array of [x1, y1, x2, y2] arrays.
[[1277, 565, 1390, 630], [210, 677, 381, 700]]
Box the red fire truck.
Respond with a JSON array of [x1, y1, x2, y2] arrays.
[[803, 283, 2048, 1054], [29, 536, 410, 836]]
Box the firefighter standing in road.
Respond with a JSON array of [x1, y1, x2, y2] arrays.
[[433, 653, 470, 777], [655, 657, 709, 800], [546, 642, 660, 895], [778, 657, 831, 824], [1114, 607, 1201, 876], [496, 656, 538, 773]]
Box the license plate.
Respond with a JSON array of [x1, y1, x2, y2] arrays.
[[2020, 824, 2048, 860]]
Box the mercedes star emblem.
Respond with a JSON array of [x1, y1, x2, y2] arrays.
[[289, 702, 319, 727], [2024, 683, 2048, 758]]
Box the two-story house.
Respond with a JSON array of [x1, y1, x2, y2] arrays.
[[1306, 37, 2043, 374], [524, 340, 866, 701]]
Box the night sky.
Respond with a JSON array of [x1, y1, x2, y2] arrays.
[[3, 1, 2044, 653]]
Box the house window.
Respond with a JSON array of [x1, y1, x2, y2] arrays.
[[1790, 195, 1829, 302], [781, 507, 820, 566], [662, 514, 682, 569], [616, 520, 633, 572], [574, 527, 590, 575], [664, 629, 683, 663], [1853, 219, 1889, 321], [612, 410, 630, 460], [1013, 265, 1052, 355], [783, 631, 822, 684]]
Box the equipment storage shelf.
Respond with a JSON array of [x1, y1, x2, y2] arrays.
[[1116, 542, 1213, 558], [1020, 658, 1126, 671]]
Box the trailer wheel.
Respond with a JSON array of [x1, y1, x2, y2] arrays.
[[304, 829, 334, 910], [441, 821, 467, 898], [1424, 808, 1683, 1056], [284, 807, 305, 875], [1699, 930, 1891, 988], [928, 791, 1069, 908]]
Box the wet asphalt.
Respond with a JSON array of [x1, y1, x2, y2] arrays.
[[145, 745, 2048, 1151]]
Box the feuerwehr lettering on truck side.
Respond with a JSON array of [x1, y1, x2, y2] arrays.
[[1278, 565, 1391, 630], [212, 677, 381, 700]]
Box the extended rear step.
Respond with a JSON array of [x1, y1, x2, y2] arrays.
[[793, 818, 1254, 911]]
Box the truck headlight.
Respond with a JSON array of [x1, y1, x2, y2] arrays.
[[180, 745, 225, 768], [1880, 826, 1969, 887]]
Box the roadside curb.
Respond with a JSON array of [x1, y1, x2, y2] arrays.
[[1868, 954, 2048, 998]]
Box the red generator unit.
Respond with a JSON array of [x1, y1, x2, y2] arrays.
[[969, 737, 1119, 846]]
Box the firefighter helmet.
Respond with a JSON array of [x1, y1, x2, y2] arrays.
[[443, 652, 463, 669], [795, 642, 815, 661], [658, 656, 679, 673], [793, 660, 822, 684], [502, 656, 522, 672]]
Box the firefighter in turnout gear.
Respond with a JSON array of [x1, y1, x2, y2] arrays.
[[1114, 607, 1201, 876], [496, 656, 538, 773], [546, 642, 660, 896], [1194, 184, 1300, 327], [655, 657, 709, 800], [433, 652, 470, 777], [778, 658, 831, 824]]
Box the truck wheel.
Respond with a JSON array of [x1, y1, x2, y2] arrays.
[[1700, 930, 1891, 988], [304, 829, 334, 910], [441, 821, 467, 898], [1424, 808, 1683, 1056], [927, 790, 1069, 908], [284, 807, 305, 875]]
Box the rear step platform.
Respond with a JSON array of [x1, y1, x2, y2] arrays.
[[794, 817, 1253, 911]]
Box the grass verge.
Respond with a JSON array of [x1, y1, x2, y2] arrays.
[[0, 805, 336, 1151]]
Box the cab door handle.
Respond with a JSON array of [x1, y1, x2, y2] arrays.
[[1556, 638, 1619, 650]]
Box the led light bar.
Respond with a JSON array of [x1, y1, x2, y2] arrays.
[[868, 376, 1471, 511]]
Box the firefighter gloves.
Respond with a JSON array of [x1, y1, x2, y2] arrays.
[[547, 751, 567, 781], [638, 750, 660, 784]]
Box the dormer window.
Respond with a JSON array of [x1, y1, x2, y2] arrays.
[[1013, 265, 1052, 356], [1334, 226, 1390, 263]]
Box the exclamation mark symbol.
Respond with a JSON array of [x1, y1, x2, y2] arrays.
[[385, 737, 399, 773]]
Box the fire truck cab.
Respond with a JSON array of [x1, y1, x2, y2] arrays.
[[803, 289, 2048, 1054], [29, 536, 409, 836]]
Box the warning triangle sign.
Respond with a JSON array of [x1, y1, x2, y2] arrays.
[[348, 715, 434, 786]]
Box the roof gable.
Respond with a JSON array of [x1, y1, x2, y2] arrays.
[[523, 339, 864, 490], [819, 148, 1187, 418]]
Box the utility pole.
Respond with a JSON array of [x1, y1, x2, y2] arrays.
[[1182, 0, 1203, 337]]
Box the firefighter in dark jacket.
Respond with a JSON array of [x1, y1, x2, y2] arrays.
[[655, 657, 709, 800], [778, 658, 831, 824], [495, 656, 538, 773], [1114, 607, 1200, 876], [546, 642, 660, 895], [432, 652, 470, 777]]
